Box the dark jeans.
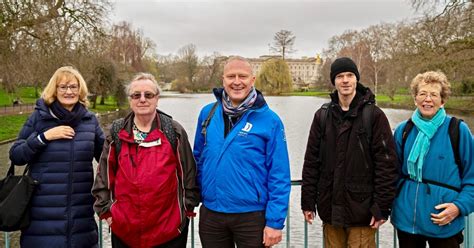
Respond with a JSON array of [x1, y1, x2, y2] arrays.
[[199, 205, 266, 248], [397, 229, 463, 248], [111, 219, 189, 248]]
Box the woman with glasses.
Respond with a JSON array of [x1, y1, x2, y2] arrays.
[[391, 71, 473, 247], [10, 66, 105, 247], [92, 73, 199, 247]]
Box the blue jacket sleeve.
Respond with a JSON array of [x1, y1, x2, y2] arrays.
[[452, 121, 474, 216], [264, 116, 291, 229], [9, 111, 47, 165]]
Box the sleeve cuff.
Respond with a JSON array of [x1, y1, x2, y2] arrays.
[[265, 220, 284, 230]]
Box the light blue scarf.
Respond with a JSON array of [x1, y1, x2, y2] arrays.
[[407, 108, 446, 182]]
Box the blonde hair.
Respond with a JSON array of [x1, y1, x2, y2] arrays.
[[410, 71, 451, 102], [41, 66, 90, 107], [124, 72, 161, 95], [223, 56, 253, 75]]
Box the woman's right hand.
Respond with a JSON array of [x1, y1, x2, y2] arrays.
[[44, 125, 75, 141]]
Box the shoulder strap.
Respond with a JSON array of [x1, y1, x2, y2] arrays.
[[159, 112, 177, 154], [318, 103, 331, 164], [448, 117, 463, 173], [362, 102, 375, 144], [201, 102, 219, 136], [111, 118, 125, 157], [401, 118, 415, 158]]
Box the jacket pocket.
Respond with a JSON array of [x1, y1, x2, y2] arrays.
[[345, 184, 373, 224], [316, 178, 332, 220]]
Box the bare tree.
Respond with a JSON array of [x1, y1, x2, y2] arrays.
[[270, 30, 296, 60], [177, 44, 199, 91]]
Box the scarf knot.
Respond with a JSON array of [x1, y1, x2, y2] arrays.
[[221, 87, 257, 118], [407, 108, 446, 182]]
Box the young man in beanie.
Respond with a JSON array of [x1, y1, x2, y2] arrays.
[[301, 57, 399, 247]]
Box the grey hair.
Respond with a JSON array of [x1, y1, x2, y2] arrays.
[[124, 72, 161, 95], [223, 56, 253, 75]]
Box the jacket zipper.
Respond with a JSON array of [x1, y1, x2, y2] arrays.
[[358, 136, 369, 169], [412, 182, 420, 233], [67, 140, 74, 248]]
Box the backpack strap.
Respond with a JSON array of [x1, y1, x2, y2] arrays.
[[401, 118, 415, 158], [158, 111, 177, 154], [110, 118, 125, 158], [362, 102, 375, 145], [201, 102, 219, 136], [318, 103, 331, 164], [448, 117, 463, 174]]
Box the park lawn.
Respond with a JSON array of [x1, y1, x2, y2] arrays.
[[0, 87, 40, 106], [0, 114, 29, 141]]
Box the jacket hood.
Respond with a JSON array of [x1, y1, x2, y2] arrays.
[[212, 87, 267, 110]]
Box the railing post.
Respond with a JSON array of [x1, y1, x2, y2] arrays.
[[304, 220, 308, 248], [393, 228, 398, 248], [99, 220, 103, 248], [5, 232, 10, 248], [286, 204, 290, 248], [191, 217, 195, 248], [466, 213, 473, 248]]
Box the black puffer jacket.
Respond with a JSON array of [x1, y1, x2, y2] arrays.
[[301, 83, 398, 227]]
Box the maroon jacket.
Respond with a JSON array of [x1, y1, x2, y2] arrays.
[[301, 83, 398, 227], [92, 111, 199, 247]]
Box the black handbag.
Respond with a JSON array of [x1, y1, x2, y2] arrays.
[[0, 163, 38, 231]]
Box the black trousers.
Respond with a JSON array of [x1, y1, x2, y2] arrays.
[[111, 219, 189, 248], [397, 229, 463, 248], [199, 205, 266, 248]]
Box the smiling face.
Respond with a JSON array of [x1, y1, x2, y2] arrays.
[[56, 77, 80, 111], [222, 59, 255, 107], [128, 79, 159, 117], [414, 82, 444, 119]]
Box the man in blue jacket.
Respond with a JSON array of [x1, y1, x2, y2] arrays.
[[193, 56, 291, 248]]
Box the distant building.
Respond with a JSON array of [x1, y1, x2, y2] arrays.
[[248, 55, 323, 90]]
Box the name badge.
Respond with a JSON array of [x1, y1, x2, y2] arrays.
[[139, 138, 161, 147]]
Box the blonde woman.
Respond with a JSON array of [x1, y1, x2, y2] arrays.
[[10, 66, 104, 247]]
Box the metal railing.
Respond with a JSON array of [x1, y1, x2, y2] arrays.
[[4, 180, 474, 247]]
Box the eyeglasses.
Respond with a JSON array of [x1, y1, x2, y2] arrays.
[[57, 84, 79, 93], [416, 91, 441, 101], [129, 91, 158, 100]]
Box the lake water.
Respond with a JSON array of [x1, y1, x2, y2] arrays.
[[1, 93, 472, 247]]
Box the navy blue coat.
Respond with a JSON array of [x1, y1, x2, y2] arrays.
[[9, 99, 105, 248]]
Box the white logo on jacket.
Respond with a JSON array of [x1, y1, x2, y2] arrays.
[[238, 122, 253, 137]]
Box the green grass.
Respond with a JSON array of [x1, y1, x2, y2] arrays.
[[0, 87, 41, 106], [281, 91, 331, 97], [0, 114, 29, 141]]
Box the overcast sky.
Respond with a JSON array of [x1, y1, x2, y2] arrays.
[[111, 0, 422, 59]]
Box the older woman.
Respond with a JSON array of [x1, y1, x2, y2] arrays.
[[92, 73, 199, 248], [9, 66, 105, 247], [391, 71, 474, 247]]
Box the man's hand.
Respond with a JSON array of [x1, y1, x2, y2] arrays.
[[262, 226, 282, 247], [431, 203, 460, 226], [369, 216, 386, 229], [303, 211, 315, 224], [44, 125, 75, 141]]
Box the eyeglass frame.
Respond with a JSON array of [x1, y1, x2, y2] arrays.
[[57, 84, 79, 93], [129, 91, 158, 100], [415, 91, 441, 101]]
